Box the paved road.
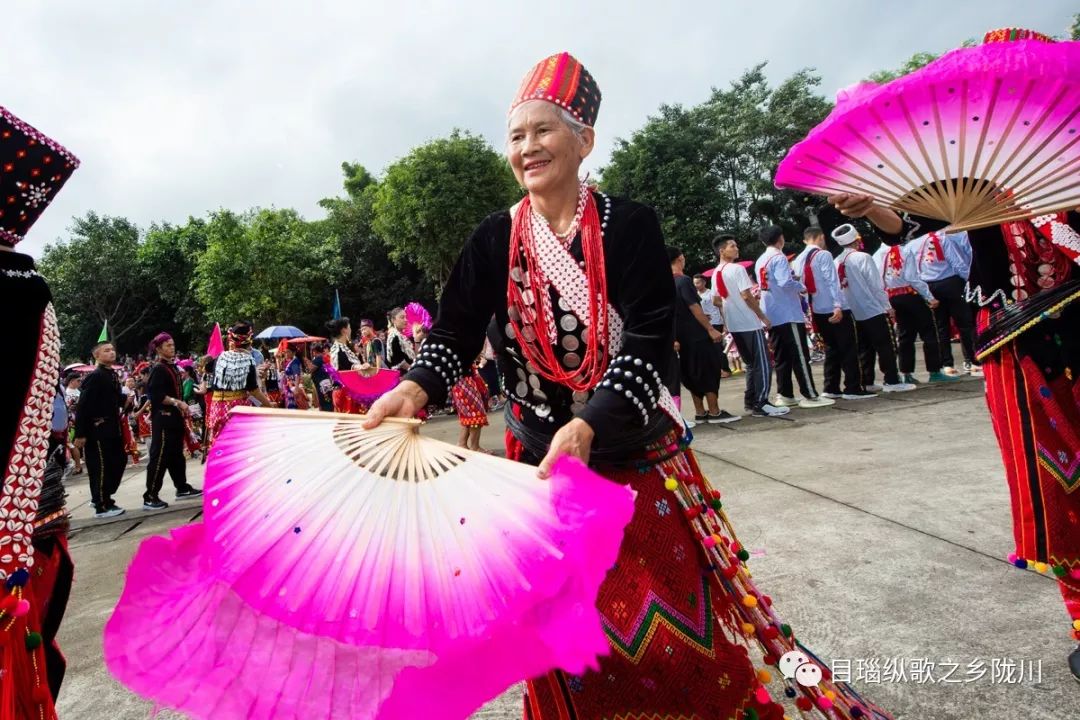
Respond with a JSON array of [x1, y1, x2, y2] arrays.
[[55, 369, 1078, 720]]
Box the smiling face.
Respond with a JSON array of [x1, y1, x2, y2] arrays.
[[507, 101, 594, 197]]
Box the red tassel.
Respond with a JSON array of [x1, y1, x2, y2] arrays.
[[0, 588, 58, 720]]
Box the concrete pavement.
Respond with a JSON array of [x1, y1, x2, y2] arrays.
[[55, 367, 1079, 720]]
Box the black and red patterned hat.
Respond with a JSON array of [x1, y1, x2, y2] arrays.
[[510, 52, 602, 127], [0, 106, 80, 247]]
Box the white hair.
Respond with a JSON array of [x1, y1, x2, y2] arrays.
[[507, 100, 590, 145]]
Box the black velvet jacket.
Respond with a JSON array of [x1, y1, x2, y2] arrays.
[[147, 360, 185, 429], [74, 365, 125, 440], [404, 193, 676, 449], [1, 251, 52, 487]]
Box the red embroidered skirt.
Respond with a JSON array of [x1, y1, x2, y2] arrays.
[[509, 429, 892, 720], [121, 418, 140, 463], [183, 418, 201, 455], [136, 413, 151, 440], [206, 394, 249, 449], [451, 373, 489, 428], [332, 388, 366, 415], [983, 343, 1080, 571]]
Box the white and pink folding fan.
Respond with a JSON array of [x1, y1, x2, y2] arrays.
[[405, 301, 432, 331], [775, 37, 1080, 231], [104, 406, 636, 720]]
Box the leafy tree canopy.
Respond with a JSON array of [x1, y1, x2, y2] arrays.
[[372, 130, 520, 288]]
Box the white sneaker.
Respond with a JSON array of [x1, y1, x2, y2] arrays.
[[753, 403, 791, 417], [773, 395, 799, 407], [866, 383, 883, 392], [821, 392, 842, 399], [882, 382, 917, 393], [799, 396, 835, 408], [942, 366, 962, 377], [967, 363, 984, 377], [94, 507, 125, 519]]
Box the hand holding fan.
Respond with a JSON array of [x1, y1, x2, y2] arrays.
[[105, 407, 635, 720], [775, 36, 1080, 231]]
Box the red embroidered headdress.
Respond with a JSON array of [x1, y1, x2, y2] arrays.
[[0, 107, 80, 248], [509, 52, 601, 127], [982, 27, 1052, 44]]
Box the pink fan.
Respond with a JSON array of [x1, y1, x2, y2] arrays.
[[331, 367, 401, 406], [405, 301, 432, 331], [775, 37, 1080, 231], [104, 407, 635, 719]]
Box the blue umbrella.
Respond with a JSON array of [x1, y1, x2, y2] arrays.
[[255, 325, 307, 340]]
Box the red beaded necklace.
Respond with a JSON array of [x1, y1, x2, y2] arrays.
[[507, 186, 610, 392]]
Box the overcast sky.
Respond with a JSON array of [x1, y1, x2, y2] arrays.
[[5, 0, 1072, 258]]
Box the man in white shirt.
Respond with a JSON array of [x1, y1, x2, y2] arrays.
[[872, 241, 960, 385], [913, 229, 980, 376], [711, 234, 789, 417], [794, 226, 872, 400], [755, 226, 832, 409], [693, 273, 731, 375], [832, 225, 915, 393]]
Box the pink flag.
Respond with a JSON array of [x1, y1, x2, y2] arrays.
[[206, 323, 224, 358]]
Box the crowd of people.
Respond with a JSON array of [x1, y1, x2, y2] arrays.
[[668, 220, 980, 425]]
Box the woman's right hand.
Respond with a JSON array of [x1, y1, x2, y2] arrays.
[[362, 381, 428, 429], [827, 193, 872, 217]]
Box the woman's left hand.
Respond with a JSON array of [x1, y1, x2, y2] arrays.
[[537, 418, 595, 479]]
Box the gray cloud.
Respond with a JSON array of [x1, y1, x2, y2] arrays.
[[5, 0, 1071, 257]]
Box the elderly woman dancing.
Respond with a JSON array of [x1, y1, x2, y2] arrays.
[[366, 52, 890, 720]]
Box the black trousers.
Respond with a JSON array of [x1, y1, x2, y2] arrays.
[[710, 324, 732, 373], [731, 329, 772, 411], [926, 275, 975, 367], [890, 293, 942, 374], [678, 338, 722, 399], [145, 420, 189, 501], [84, 435, 127, 512], [857, 313, 902, 386], [813, 310, 862, 394], [769, 321, 818, 399]]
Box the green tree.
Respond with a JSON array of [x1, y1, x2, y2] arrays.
[[1071, 13, 1079, 40], [601, 65, 831, 267], [194, 208, 343, 330], [372, 130, 520, 288], [39, 212, 160, 359], [139, 218, 209, 347], [320, 163, 435, 326], [601, 105, 730, 265]]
